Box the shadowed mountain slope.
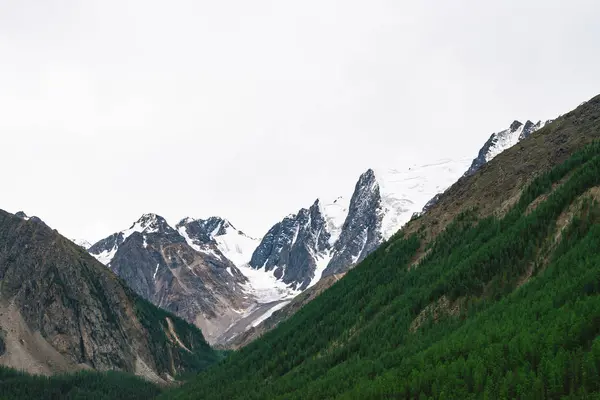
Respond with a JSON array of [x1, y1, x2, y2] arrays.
[[0, 210, 219, 383]]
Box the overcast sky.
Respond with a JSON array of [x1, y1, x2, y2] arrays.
[[1, 0, 599, 242]]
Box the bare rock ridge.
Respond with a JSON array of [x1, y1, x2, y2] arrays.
[[249, 199, 331, 290], [323, 169, 383, 277], [464, 119, 549, 177], [248, 158, 472, 288], [88, 213, 251, 344], [0, 209, 218, 380], [175, 216, 259, 268]]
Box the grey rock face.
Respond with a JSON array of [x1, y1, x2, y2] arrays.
[[519, 120, 538, 141], [323, 169, 383, 276], [420, 193, 443, 215], [89, 232, 124, 257], [464, 123, 516, 177], [249, 200, 330, 290], [196, 216, 233, 236], [0, 209, 217, 378], [465, 144, 484, 177], [177, 219, 215, 245], [464, 120, 547, 177], [13, 211, 47, 227], [248, 169, 392, 289], [89, 213, 250, 343], [175, 216, 238, 247], [175, 216, 258, 269], [14, 211, 28, 219]]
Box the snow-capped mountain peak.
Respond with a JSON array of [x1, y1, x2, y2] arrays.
[[176, 216, 260, 267], [122, 213, 173, 239], [484, 120, 528, 161], [249, 158, 473, 286], [87, 212, 253, 345], [465, 119, 549, 176], [249, 199, 332, 290], [88, 213, 179, 266]]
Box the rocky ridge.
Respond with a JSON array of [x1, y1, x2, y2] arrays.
[[0, 209, 218, 381], [88, 213, 252, 343]]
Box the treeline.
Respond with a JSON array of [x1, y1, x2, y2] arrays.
[[133, 295, 222, 374], [164, 140, 600, 399], [0, 367, 161, 399]]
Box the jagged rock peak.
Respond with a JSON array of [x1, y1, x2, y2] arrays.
[[509, 120, 523, 131], [322, 169, 383, 277], [88, 211, 250, 344], [178, 216, 195, 226], [249, 199, 332, 290], [358, 168, 377, 188], [176, 215, 260, 267], [13, 211, 47, 227], [88, 213, 180, 267], [307, 198, 327, 219], [15, 211, 29, 220], [177, 216, 246, 237], [202, 216, 235, 236], [464, 119, 547, 177], [348, 169, 381, 219], [128, 213, 172, 234]]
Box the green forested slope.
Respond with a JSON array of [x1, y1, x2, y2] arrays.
[[0, 367, 161, 400], [166, 108, 600, 398]]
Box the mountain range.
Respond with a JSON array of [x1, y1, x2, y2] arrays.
[[166, 94, 600, 399], [0, 211, 219, 383], [3, 91, 598, 400], [80, 118, 542, 347]]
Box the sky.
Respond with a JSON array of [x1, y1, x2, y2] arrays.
[[1, 0, 599, 242]]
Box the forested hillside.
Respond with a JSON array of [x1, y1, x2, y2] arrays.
[[165, 96, 600, 399], [0, 367, 161, 399]]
